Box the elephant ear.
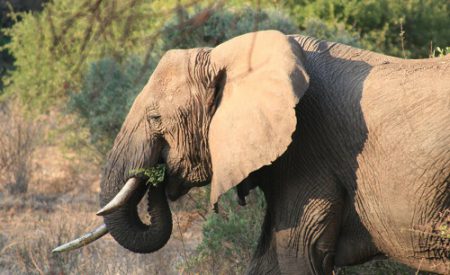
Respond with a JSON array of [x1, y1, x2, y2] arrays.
[[208, 30, 309, 205]]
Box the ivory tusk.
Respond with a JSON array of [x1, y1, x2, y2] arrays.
[[96, 177, 141, 216], [52, 224, 108, 253]]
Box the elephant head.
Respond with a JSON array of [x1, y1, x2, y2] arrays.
[[53, 30, 309, 254]]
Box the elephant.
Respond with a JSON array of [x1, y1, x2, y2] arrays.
[[54, 30, 450, 274]]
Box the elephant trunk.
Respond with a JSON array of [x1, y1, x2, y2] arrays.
[[99, 118, 172, 253], [102, 181, 172, 253]]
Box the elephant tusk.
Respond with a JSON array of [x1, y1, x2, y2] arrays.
[[96, 177, 141, 216], [52, 224, 108, 253]]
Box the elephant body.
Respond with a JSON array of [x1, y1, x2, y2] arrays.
[[246, 35, 450, 274], [93, 31, 449, 274]]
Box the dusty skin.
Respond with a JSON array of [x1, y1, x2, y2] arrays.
[[57, 31, 449, 274]]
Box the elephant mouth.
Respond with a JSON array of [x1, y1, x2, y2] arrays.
[[164, 171, 210, 201], [165, 176, 190, 201], [162, 158, 211, 201]]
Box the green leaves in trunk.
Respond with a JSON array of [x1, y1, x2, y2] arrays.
[[128, 164, 166, 187]]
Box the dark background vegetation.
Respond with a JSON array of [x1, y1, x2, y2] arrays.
[[0, 0, 45, 90], [0, 0, 448, 274]]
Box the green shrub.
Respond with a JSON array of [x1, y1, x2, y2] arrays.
[[283, 0, 450, 58], [161, 7, 299, 50], [181, 189, 266, 274], [1, 0, 184, 113], [432, 46, 450, 57], [68, 57, 152, 155], [302, 17, 360, 47]]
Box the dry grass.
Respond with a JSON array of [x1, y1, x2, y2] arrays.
[[0, 102, 40, 194], [0, 145, 203, 275], [0, 197, 201, 275]]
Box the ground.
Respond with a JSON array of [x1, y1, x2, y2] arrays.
[[0, 145, 434, 274]]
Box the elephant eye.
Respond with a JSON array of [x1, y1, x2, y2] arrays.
[[146, 103, 161, 121], [148, 113, 163, 133]]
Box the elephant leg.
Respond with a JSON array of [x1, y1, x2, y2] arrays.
[[334, 205, 382, 266], [247, 209, 281, 275], [273, 193, 343, 274]]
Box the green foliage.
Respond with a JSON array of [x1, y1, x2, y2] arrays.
[[161, 6, 298, 50], [128, 165, 166, 186], [181, 189, 266, 274], [68, 57, 151, 155], [302, 17, 360, 47], [432, 46, 450, 57], [3, 0, 448, 114], [283, 0, 450, 58], [1, 0, 204, 112], [0, 0, 45, 91], [438, 223, 450, 239]]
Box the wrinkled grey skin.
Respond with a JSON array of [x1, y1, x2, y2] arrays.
[[99, 31, 450, 274]]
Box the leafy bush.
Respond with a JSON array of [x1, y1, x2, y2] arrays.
[[181, 189, 266, 274], [161, 7, 299, 50], [302, 17, 360, 47], [68, 57, 152, 155], [432, 46, 450, 57], [0, 0, 46, 91], [1, 0, 186, 112], [283, 0, 450, 58]]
